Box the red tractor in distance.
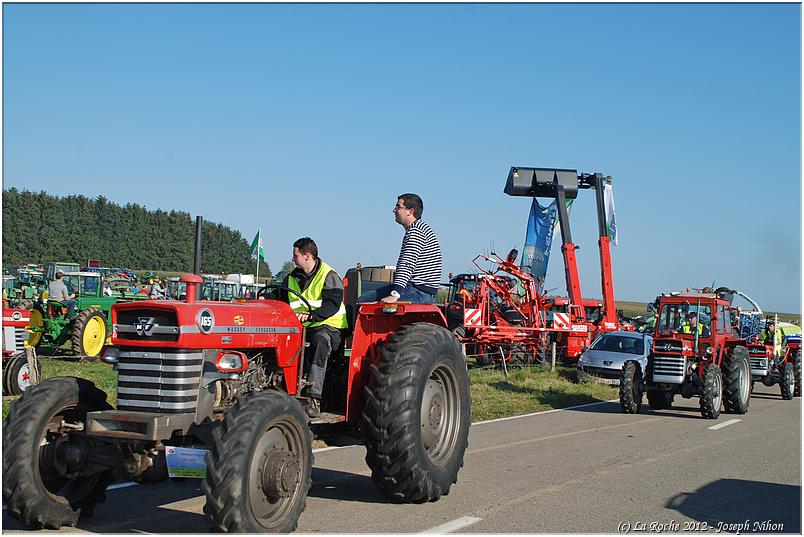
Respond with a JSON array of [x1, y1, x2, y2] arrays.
[[746, 316, 801, 400], [619, 290, 752, 419], [2, 306, 40, 395], [2, 269, 471, 532]]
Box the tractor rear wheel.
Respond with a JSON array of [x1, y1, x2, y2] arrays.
[[71, 309, 107, 359], [793, 350, 801, 397], [2, 377, 114, 529], [203, 391, 312, 533], [722, 346, 750, 414], [780, 361, 795, 400], [646, 389, 674, 410], [363, 322, 471, 503], [619, 361, 643, 414], [700, 364, 723, 419], [27, 308, 44, 347], [3, 351, 32, 396]]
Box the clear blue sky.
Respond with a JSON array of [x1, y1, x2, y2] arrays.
[[4, 3, 801, 313]]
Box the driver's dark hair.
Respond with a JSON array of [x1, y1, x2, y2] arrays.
[[293, 237, 318, 260], [398, 193, 423, 219]]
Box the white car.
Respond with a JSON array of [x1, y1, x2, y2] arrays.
[[577, 331, 653, 385]]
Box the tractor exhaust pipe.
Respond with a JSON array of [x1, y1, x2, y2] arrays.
[[193, 216, 203, 276]]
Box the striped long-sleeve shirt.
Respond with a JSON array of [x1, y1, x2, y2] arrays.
[[392, 219, 442, 295]]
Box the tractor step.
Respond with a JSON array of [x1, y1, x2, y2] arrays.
[[309, 411, 346, 425]]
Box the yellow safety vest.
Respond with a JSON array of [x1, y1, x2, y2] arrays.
[[287, 261, 348, 330], [680, 323, 703, 335]]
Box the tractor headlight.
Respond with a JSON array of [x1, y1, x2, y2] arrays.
[[216, 351, 248, 373], [100, 346, 120, 365]]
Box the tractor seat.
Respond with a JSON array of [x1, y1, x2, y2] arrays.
[[343, 266, 396, 334], [48, 301, 67, 317]]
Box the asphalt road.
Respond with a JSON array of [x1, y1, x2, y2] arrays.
[[3, 383, 800, 534]]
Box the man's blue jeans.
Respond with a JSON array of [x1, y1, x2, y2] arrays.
[[358, 282, 435, 304]]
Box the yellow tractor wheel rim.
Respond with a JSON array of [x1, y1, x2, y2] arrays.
[[26, 309, 43, 347], [83, 316, 106, 357]]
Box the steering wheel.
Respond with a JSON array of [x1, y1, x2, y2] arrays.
[[258, 284, 314, 314]]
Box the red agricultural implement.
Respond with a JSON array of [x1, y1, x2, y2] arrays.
[[503, 166, 620, 360]]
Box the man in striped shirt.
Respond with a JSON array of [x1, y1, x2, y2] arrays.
[[359, 193, 442, 304]]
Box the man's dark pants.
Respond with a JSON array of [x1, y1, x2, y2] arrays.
[[304, 325, 343, 400]]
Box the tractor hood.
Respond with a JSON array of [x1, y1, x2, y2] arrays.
[[111, 299, 303, 355]]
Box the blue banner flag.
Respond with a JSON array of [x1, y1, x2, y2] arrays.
[[521, 198, 559, 280]]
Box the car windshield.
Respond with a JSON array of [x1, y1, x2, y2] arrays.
[[591, 334, 644, 355], [657, 303, 712, 336]]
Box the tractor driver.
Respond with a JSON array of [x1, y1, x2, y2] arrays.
[[48, 271, 76, 317], [680, 312, 710, 337], [282, 237, 348, 418]]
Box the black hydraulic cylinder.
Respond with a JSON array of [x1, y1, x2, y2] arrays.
[[594, 173, 607, 238], [555, 183, 572, 245]]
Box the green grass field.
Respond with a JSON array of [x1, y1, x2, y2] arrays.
[[3, 358, 615, 422]]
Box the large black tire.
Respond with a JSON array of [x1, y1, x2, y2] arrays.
[[780, 361, 795, 400], [363, 322, 471, 503], [722, 346, 751, 415], [700, 364, 723, 419], [3, 351, 33, 396], [71, 308, 107, 359], [646, 390, 674, 410], [793, 350, 801, 397], [2, 377, 114, 529], [619, 360, 643, 414], [203, 391, 313, 532]]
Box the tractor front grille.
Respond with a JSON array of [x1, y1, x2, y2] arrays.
[[116, 350, 203, 413], [14, 327, 26, 349], [750, 357, 769, 377], [651, 355, 686, 384], [115, 309, 180, 342]]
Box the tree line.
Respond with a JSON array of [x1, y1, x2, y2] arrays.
[[2, 188, 271, 277]]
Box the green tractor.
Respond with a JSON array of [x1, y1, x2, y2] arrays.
[[9, 269, 47, 309], [29, 272, 145, 359]]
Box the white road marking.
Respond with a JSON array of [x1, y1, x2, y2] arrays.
[[473, 399, 619, 425], [420, 516, 482, 534], [313, 444, 361, 453], [708, 418, 741, 430], [107, 481, 138, 491]]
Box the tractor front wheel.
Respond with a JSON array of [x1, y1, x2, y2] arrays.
[[619, 361, 643, 414], [780, 361, 795, 400], [363, 322, 471, 503], [722, 346, 751, 414], [71, 309, 107, 359], [203, 391, 312, 533], [700, 364, 723, 419], [793, 350, 801, 397], [3, 351, 34, 396], [2, 377, 114, 529]]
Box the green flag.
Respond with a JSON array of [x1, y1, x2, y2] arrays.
[[249, 230, 264, 261]]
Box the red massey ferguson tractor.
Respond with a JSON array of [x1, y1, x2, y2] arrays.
[[2, 271, 471, 532], [619, 291, 752, 419], [2, 306, 40, 395], [747, 324, 801, 400]]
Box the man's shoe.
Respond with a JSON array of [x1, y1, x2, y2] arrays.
[[306, 398, 321, 418]]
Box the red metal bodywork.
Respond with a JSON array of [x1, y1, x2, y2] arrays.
[[2, 307, 31, 358]]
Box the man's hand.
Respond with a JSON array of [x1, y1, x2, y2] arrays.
[[381, 295, 399, 304], [296, 311, 312, 322]]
